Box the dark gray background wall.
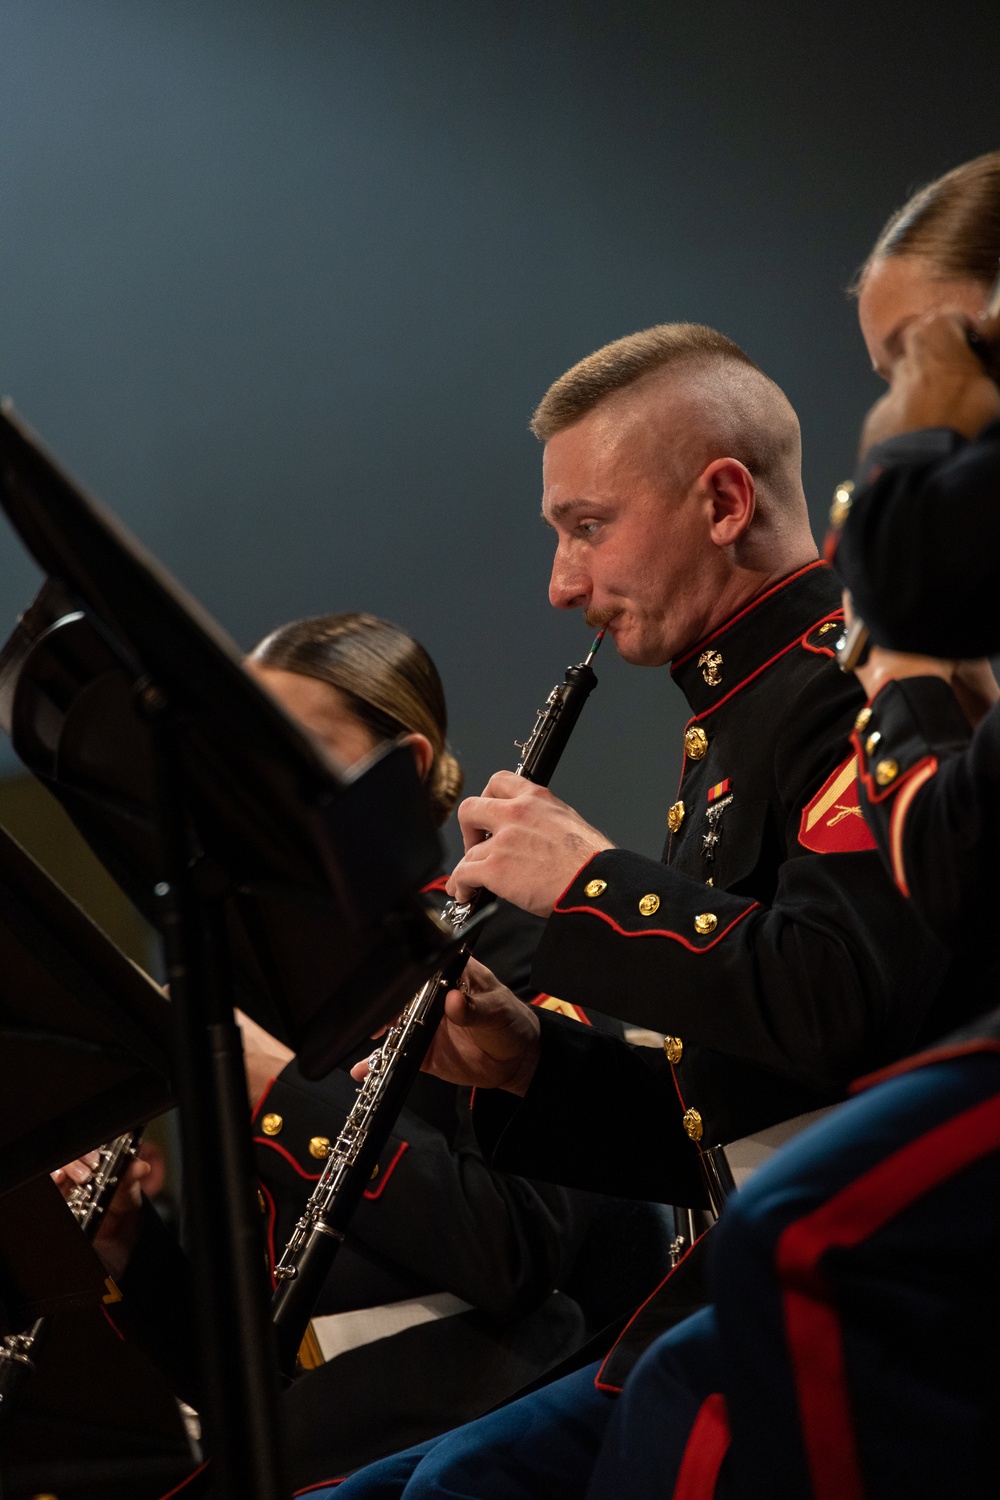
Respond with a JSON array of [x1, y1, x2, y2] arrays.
[[1, 0, 997, 859]]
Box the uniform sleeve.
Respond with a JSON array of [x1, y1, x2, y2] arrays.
[[255, 1061, 590, 1320], [834, 420, 1000, 657], [472, 1009, 708, 1208], [851, 676, 1000, 951], [532, 841, 947, 1098]]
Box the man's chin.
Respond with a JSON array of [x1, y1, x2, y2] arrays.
[[608, 625, 670, 668]]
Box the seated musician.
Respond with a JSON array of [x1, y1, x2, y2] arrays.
[[57, 611, 674, 1488]]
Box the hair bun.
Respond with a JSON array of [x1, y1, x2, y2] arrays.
[[429, 749, 464, 825]]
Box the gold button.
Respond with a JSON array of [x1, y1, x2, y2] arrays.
[[308, 1136, 331, 1160], [682, 1108, 703, 1142], [260, 1112, 283, 1137], [370, 1163, 380, 1181], [829, 479, 855, 528], [663, 1036, 684, 1064], [854, 705, 872, 732], [694, 912, 718, 935], [667, 800, 686, 833], [584, 878, 607, 898], [684, 725, 709, 761], [818, 621, 838, 635], [638, 893, 661, 916], [257, 1188, 266, 1213], [865, 731, 881, 755], [875, 759, 899, 786]]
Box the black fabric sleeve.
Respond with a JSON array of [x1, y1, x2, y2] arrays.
[[853, 678, 1000, 953], [834, 420, 1000, 657], [257, 1061, 590, 1320], [471, 1009, 707, 1208], [531, 842, 948, 1095]]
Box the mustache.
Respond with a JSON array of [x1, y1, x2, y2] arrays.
[[583, 606, 618, 630]]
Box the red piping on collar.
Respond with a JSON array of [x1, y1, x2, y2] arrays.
[[671, 560, 829, 673], [681, 627, 809, 734]]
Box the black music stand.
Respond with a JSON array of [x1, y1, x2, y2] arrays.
[[0, 404, 452, 1500]]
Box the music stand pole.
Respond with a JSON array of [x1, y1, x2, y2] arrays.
[[146, 688, 286, 1500]]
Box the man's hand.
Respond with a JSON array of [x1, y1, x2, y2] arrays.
[[350, 956, 542, 1097], [445, 771, 613, 916], [860, 311, 1000, 458], [235, 1008, 294, 1108], [51, 1152, 151, 1281]]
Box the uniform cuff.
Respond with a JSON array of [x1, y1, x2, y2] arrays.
[[851, 677, 971, 805]]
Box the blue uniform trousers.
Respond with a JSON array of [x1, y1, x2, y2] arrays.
[[302, 1051, 1000, 1500]]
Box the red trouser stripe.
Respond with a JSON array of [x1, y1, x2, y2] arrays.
[[672, 1393, 730, 1500], [776, 1089, 1000, 1500]]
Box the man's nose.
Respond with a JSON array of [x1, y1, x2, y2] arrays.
[[548, 550, 589, 611]]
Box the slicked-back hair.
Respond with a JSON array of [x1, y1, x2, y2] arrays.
[[853, 150, 1000, 294], [530, 323, 760, 442], [251, 612, 463, 826]]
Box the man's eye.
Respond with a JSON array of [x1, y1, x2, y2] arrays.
[[576, 520, 601, 538]]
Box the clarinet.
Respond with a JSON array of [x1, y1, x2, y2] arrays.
[[0, 1131, 141, 1413], [271, 629, 606, 1377]]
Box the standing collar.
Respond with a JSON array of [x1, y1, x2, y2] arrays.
[[669, 560, 840, 716]]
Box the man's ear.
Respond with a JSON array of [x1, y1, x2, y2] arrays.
[[699, 458, 756, 547], [400, 732, 435, 782]]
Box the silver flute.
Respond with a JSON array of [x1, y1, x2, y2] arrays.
[[271, 630, 606, 1377], [0, 1131, 141, 1411]]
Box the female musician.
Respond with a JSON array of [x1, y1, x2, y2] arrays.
[[72, 611, 670, 1489]]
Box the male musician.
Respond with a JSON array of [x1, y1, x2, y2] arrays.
[[328, 323, 981, 1498]]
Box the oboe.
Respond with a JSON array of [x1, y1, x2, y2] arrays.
[[0, 1131, 141, 1412], [271, 630, 606, 1377]]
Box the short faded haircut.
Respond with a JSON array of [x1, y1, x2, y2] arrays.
[[530, 323, 759, 441], [531, 322, 803, 519]]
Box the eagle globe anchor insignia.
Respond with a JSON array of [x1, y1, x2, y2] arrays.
[[697, 649, 723, 687]]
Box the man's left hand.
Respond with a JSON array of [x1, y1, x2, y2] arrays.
[[445, 771, 614, 916]]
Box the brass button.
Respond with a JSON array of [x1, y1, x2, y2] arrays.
[[260, 1112, 283, 1137], [308, 1136, 331, 1160], [818, 621, 838, 635], [829, 479, 854, 528], [865, 731, 881, 755], [875, 759, 899, 786], [682, 1107, 703, 1142], [854, 705, 872, 732], [684, 725, 709, 761], [667, 800, 686, 833], [584, 878, 607, 898], [370, 1163, 380, 1181], [694, 912, 718, 935], [638, 893, 661, 916], [663, 1036, 684, 1064], [257, 1188, 266, 1213]]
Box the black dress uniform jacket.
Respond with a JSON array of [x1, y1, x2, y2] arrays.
[[834, 419, 1000, 657], [473, 561, 981, 1385]]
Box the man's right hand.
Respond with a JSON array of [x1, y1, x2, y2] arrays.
[[350, 957, 542, 1097]]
